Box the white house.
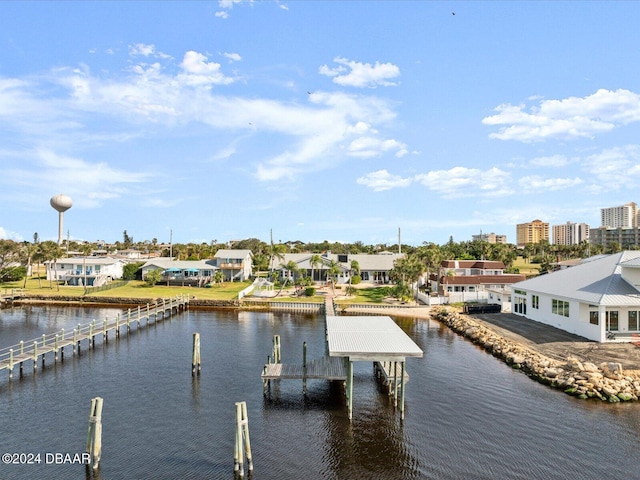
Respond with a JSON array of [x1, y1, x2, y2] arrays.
[[511, 251, 640, 342], [45, 257, 125, 287], [213, 249, 253, 281], [275, 252, 404, 285]]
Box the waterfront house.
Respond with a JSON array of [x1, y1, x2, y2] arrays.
[[430, 260, 525, 295], [213, 249, 253, 281], [511, 251, 640, 342], [45, 256, 125, 287], [140, 258, 218, 286], [275, 252, 404, 285]]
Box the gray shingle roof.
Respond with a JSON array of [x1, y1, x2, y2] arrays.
[[513, 251, 640, 306]]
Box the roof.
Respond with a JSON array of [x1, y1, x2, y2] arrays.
[[141, 258, 217, 270], [326, 316, 423, 361], [441, 274, 526, 285], [513, 251, 640, 306], [440, 260, 506, 269], [277, 253, 404, 271], [49, 256, 125, 266]]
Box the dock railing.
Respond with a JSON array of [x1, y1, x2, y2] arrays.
[[0, 295, 189, 376]]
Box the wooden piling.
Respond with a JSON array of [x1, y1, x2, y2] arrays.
[[86, 397, 103, 470], [302, 341, 307, 395], [234, 401, 253, 477], [8, 348, 13, 379], [272, 335, 281, 364], [192, 333, 201, 376], [33, 341, 37, 372]]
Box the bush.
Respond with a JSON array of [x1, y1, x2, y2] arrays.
[[123, 262, 144, 280], [304, 286, 316, 297], [351, 274, 361, 285], [0, 266, 27, 282]]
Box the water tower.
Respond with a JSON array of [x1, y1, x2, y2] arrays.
[[50, 194, 73, 245]]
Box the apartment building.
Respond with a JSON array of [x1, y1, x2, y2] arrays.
[[552, 222, 590, 245], [516, 219, 549, 247], [471, 232, 508, 244]]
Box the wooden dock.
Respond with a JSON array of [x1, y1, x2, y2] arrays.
[[262, 355, 346, 381], [0, 295, 189, 379], [0, 288, 24, 306]]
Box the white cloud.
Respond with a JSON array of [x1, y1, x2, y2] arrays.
[[517, 175, 583, 192], [223, 52, 242, 62], [583, 145, 640, 188], [319, 57, 400, 88], [0, 227, 22, 241], [129, 43, 156, 57], [2, 149, 152, 208], [356, 170, 412, 191], [529, 154, 571, 168], [414, 166, 513, 199], [178, 51, 236, 86], [483, 89, 640, 142], [0, 52, 408, 184]]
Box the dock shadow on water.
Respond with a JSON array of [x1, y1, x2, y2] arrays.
[[1, 306, 640, 479]]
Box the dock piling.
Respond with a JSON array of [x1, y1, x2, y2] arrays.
[[302, 342, 307, 395], [234, 401, 253, 477], [86, 397, 103, 470], [192, 333, 201, 376]]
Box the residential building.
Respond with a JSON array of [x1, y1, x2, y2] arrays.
[[213, 249, 253, 281], [275, 252, 404, 285], [471, 232, 507, 244], [516, 220, 549, 247], [45, 257, 125, 287], [140, 258, 218, 286], [601, 202, 637, 228], [511, 251, 640, 342], [552, 222, 590, 245], [429, 260, 526, 295], [590, 227, 640, 250]]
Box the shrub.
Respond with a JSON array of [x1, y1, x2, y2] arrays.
[[351, 274, 361, 285], [304, 286, 316, 297], [0, 266, 27, 282]]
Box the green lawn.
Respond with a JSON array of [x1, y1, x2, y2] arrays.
[[1, 277, 252, 301], [334, 286, 394, 304], [512, 256, 540, 276]]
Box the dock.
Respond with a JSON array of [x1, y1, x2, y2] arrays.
[[0, 295, 189, 379], [0, 288, 24, 306], [261, 297, 424, 420]]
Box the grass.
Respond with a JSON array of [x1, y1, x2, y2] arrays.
[[2, 277, 395, 304], [512, 256, 540, 276], [334, 286, 394, 304], [1, 277, 252, 301]]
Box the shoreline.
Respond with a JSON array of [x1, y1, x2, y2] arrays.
[[7, 295, 640, 402]]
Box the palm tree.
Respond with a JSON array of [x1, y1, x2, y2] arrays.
[[327, 260, 341, 296], [270, 243, 287, 274], [21, 242, 37, 288], [80, 243, 93, 292], [309, 254, 323, 283], [39, 241, 64, 290], [284, 260, 299, 284]]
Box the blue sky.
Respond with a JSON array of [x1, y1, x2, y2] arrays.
[[2, 1, 640, 247]]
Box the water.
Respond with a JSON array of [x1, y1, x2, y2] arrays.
[[1, 306, 639, 479]]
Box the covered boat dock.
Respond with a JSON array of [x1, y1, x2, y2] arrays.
[[326, 315, 424, 420]]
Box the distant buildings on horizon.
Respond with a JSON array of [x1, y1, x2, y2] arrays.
[[505, 201, 640, 249]]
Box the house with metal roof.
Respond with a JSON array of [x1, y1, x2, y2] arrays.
[[511, 251, 640, 342], [140, 258, 218, 286], [275, 252, 404, 285], [45, 256, 125, 287]]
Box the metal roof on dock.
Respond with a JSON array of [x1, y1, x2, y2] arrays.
[[326, 316, 424, 361]]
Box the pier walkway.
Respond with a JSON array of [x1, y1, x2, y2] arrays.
[[0, 288, 24, 306], [0, 295, 189, 379]]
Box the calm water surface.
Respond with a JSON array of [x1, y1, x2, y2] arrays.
[[0, 305, 639, 479]]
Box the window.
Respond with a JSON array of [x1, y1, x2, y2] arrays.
[[514, 297, 526, 315], [606, 311, 619, 331], [552, 299, 569, 317], [629, 311, 639, 331], [532, 295, 539, 309], [590, 311, 599, 325]]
